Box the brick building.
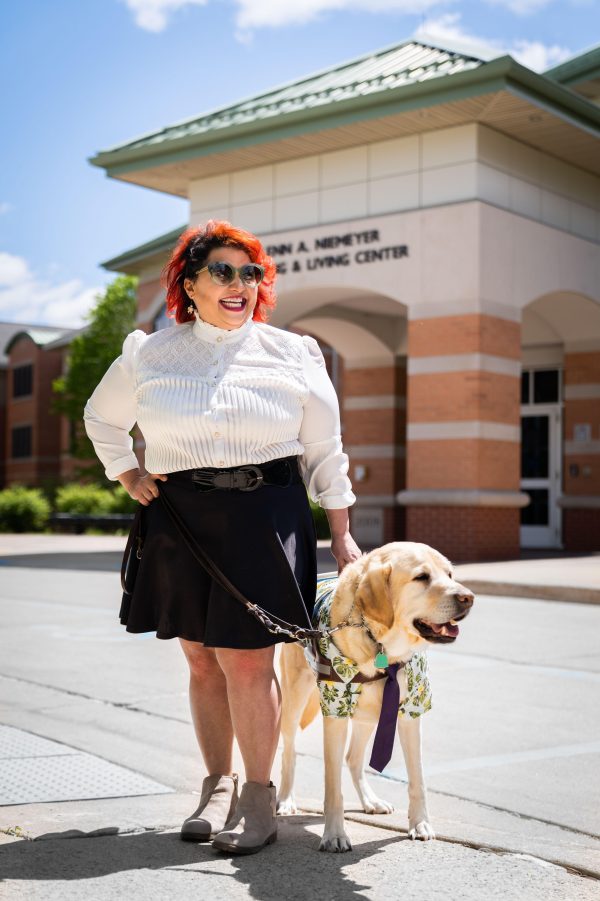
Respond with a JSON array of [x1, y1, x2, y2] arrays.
[[4, 39, 599, 561], [0, 323, 80, 490]]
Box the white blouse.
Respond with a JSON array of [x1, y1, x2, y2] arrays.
[[83, 314, 356, 510]]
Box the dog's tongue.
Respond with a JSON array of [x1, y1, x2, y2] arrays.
[[430, 621, 459, 637]]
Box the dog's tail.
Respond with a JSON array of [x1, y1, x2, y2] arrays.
[[299, 689, 321, 730]]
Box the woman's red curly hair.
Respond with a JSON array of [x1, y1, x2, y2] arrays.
[[161, 220, 277, 324]]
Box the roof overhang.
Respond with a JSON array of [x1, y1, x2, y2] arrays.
[[102, 225, 185, 273], [4, 327, 77, 356], [90, 56, 600, 198], [545, 45, 600, 86], [546, 46, 600, 104]]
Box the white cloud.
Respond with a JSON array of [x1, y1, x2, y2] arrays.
[[510, 39, 571, 70], [486, 0, 552, 13], [0, 253, 29, 287], [233, 0, 450, 30], [415, 12, 571, 70], [121, 0, 208, 33], [122, 0, 453, 32], [119, 0, 575, 69], [0, 252, 102, 328], [0, 202, 12, 216], [415, 12, 500, 58]]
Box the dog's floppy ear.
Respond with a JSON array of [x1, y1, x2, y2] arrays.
[[355, 561, 393, 630]]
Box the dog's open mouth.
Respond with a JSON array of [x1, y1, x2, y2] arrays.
[[413, 616, 465, 643]]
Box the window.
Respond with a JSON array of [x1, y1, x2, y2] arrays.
[[13, 364, 33, 398], [533, 370, 560, 404], [521, 368, 561, 405], [520, 488, 549, 526], [521, 415, 549, 479], [12, 425, 32, 458]]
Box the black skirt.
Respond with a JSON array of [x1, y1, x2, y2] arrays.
[[119, 456, 317, 649]]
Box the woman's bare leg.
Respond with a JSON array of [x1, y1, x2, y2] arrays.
[[215, 645, 280, 785], [179, 638, 234, 775]]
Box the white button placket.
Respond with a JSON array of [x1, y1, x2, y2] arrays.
[[212, 338, 226, 466], [192, 315, 253, 470]]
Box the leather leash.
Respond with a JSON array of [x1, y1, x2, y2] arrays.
[[121, 487, 388, 683]]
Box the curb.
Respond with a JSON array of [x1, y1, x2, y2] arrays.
[[461, 580, 600, 605]]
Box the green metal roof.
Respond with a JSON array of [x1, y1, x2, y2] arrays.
[[90, 40, 484, 167], [102, 224, 185, 272], [89, 37, 600, 184], [545, 44, 600, 86], [3, 326, 77, 357]]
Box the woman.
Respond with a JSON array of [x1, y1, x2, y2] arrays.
[[83, 220, 359, 855]]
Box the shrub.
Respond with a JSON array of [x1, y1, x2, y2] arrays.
[[106, 485, 138, 515], [54, 483, 113, 515], [0, 486, 51, 533], [309, 497, 331, 540]]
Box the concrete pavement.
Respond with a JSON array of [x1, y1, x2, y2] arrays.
[[0, 533, 598, 601], [0, 534, 599, 898]]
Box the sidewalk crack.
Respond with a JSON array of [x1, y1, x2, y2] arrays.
[[0, 672, 187, 724]]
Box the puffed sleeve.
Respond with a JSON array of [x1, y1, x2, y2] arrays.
[[83, 329, 146, 480], [298, 335, 356, 509]]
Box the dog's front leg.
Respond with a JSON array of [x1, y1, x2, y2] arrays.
[[397, 716, 435, 840], [346, 720, 394, 814], [320, 716, 352, 852]]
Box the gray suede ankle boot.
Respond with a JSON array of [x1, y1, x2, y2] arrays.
[[180, 773, 239, 842], [211, 781, 277, 855]]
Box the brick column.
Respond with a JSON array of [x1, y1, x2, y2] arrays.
[[398, 312, 527, 562], [343, 358, 406, 546], [560, 349, 600, 551]]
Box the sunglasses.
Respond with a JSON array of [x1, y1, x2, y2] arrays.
[[196, 261, 265, 288]]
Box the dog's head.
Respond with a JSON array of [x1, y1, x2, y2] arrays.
[[350, 542, 474, 657]]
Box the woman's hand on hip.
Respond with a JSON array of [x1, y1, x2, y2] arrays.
[[124, 471, 168, 506]]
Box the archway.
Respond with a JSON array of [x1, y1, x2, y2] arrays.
[[521, 292, 600, 551], [282, 286, 408, 546]]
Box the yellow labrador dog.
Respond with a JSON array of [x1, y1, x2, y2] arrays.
[[278, 541, 474, 852]]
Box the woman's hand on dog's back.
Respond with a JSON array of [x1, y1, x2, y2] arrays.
[[326, 507, 362, 573]]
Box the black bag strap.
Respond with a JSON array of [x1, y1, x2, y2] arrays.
[[120, 505, 144, 594]]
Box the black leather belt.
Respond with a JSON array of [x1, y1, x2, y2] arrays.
[[186, 456, 301, 492]]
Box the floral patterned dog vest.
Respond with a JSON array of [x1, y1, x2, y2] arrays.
[[308, 576, 433, 720]]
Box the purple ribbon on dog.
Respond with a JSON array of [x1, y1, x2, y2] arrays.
[[369, 663, 401, 772]]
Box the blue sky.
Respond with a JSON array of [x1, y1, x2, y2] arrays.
[[0, 0, 596, 327]]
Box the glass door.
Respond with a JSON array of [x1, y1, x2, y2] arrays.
[[520, 369, 562, 549]]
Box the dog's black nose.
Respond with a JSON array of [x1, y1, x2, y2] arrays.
[[455, 590, 474, 609]]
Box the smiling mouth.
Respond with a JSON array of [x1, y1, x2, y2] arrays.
[[413, 612, 468, 644], [219, 297, 247, 311]]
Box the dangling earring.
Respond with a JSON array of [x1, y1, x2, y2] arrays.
[[187, 302, 196, 315]]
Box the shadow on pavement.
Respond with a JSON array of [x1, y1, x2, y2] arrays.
[[0, 815, 402, 899], [0, 553, 123, 572], [0, 546, 338, 574]]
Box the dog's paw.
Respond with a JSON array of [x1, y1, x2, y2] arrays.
[[276, 796, 297, 816], [362, 796, 394, 815], [319, 831, 353, 852], [408, 820, 435, 841]]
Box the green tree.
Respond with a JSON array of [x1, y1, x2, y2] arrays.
[[52, 275, 138, 479]]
